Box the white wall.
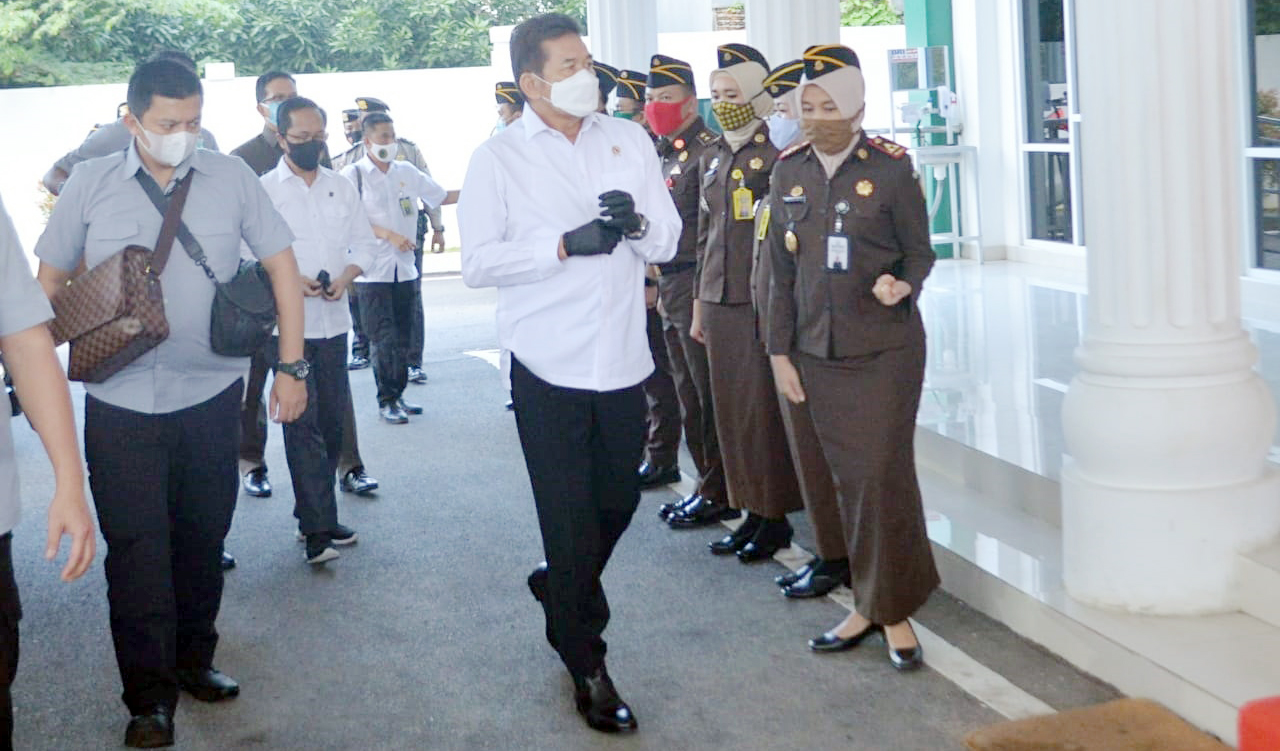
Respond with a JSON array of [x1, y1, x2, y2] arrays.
[[2, 66, 498, 261]]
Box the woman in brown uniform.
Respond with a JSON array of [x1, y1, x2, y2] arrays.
[[766, 45, 939, 670], [690, 43, 803, 563], [753, 59, 851, 598]]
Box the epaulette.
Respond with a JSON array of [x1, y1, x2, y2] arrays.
[[868, 136, 908, 159], [398, 137, 417, 147], [778, 141, 811, 160], [340, 144, 361, 158], [696, 130, 717, 145]]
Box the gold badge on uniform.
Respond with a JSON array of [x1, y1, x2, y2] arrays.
[[756, 203, 771, 241], [754, 132, 766, 144], [678, 151, 688, 162], [730, 168, 744, 180], [856, 148, 869, 161], [749, 157, 764, 170], [855, 179, 875, 197], [790, 185, 804, 197], [784, 229, 798, 253], [674, 138, 686, 150]]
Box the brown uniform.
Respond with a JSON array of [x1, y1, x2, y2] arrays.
[[751, 198, 846, 560], [765, 134, 940, 625], [695, 125, 801, 518], [657, 117, 726, 504]]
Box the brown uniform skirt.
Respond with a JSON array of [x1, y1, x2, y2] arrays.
[[776, 393, 846, 560], [702, 302, 803, 517], [794, 329, 939, 625]]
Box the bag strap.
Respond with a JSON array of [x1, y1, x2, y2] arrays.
[[133, 169, 193, 275], [135, 169, 217, 282], [355, 166, 363, 198]]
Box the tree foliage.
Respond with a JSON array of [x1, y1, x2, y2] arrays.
[[840, 0, 902, 27], [0, 0, 587, 86]]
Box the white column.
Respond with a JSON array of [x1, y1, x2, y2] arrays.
[[744, 0, 841, 68], [586, 0, 660, 72], [1062, 0, 1280, 614]]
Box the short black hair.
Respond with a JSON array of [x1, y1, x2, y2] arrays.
[[145, 49, 197, 73], [256, 71, 296, 104], [362, 112, 393, 132], [510, 13, 581, 82], [127, 59, 203, 121], [277, 96, 325, 133]]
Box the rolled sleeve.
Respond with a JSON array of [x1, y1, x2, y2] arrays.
[[238, 162, 294, 260], [459, 146, 564, 288], [0, 197, 53, 336], [414, 169, 448, 211]]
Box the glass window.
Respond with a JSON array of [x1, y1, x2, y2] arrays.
[[1028, 153, 1073, 243], [1022, 0, 1070, 144], [1259, 159, 1280, 270], [1254, 0, 1280, 149]]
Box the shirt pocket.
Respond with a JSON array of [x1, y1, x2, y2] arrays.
[[84, 218, 141, 268], [599, 169, 643, 206], [182, 214, 243, 280]]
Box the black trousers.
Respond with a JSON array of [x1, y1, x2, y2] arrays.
[[510, 357, 646, 677], [642, 306, 681, 467], [356, 279, 416, 407], [409, 247, 425, 368], [269, 334, 347, 536], [348, 289, 368, 359], [85, 382, 240, 714], [0, 534, 19, 751]]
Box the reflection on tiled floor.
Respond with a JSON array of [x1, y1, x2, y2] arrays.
[[919, 258, 1280, 477]]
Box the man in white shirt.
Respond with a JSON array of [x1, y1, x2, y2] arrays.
[[261, 98, 376, 565], [458, 13, 679, 734], [341, 113, 457, 424]]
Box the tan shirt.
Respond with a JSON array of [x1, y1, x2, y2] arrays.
[[657, 118, 718, 270], [695, 124, 778, 305]]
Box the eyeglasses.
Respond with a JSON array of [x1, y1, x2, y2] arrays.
[[284, 132, 327, 144]]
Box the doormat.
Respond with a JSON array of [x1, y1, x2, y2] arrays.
[[964, 698, 1231, 751]]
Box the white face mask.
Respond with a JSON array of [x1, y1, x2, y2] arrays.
[[766, 112, 802, 150], [138, 127, 198, 167], [537, 69, 599, 119], [368, 140, 399, 163]]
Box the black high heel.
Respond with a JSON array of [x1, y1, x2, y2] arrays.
[[886, 622, 924, 671], [808, 622, 883, 653], [709, 513, 762, 555]]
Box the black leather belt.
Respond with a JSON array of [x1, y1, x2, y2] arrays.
[[655, 261, 696, 277]]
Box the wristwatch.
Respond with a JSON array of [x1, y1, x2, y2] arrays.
[[277, 359, 311, 380], [625, 215, 650, 241]]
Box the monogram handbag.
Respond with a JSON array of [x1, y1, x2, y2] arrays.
[[48, 172, 192, 383], [135, 173, 277, 358]]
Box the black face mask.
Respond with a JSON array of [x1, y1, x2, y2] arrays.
[[346, 129, 362, 145], [288, 140, 325, 171]]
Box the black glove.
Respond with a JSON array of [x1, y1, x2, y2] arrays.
[[563, 219, 624, 257], [598, 190, 643, 235]]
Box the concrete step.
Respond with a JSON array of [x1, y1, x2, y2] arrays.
[[1238, 540, 1280, 629]]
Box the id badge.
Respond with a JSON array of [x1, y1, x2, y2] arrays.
[[732, 186, 755, 221], [399, 196, 414, 217], [825, 234, 850, 273]]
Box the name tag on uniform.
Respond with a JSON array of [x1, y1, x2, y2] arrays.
[[732, 186, 754, 221], [825, 234, 850, 273], [399, 197, 414, 217]]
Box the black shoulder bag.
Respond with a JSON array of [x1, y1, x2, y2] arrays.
[[136, 171, 278, 357]]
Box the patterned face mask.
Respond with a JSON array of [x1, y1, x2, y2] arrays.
[[712, 100, 757, 132]]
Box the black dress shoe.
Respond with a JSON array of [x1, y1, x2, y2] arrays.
[[776, 557, 818, 588], [124, 705, 173, 748], [526, 563, 558, 649], [347, 354, 370, 370], [637, 460, 680, 489], [175, 667, 240, 702], [736, 517, 793, 562], [658, 492, 698, 521], [340, 466, 379, 494], [783, 557, 851, 598], [407, 366, 428, 384], [397, 398, 424, 415], [380, 404, 408, 424], [667, 495, 739, 528], [887, 624, 924, 671], [808, 622, 883, 653], [241, 467, 271, 497], [220, 551, 236, 571], [572, 665, 637, 733], [708, 513, 762, 555]]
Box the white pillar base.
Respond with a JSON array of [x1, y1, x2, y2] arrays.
[[1063, 459, 1280, 615]]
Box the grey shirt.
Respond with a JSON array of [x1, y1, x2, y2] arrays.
[[0, 195, 56, 535], [43, 119, 221, 194], [35, 143, 294, 415]]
